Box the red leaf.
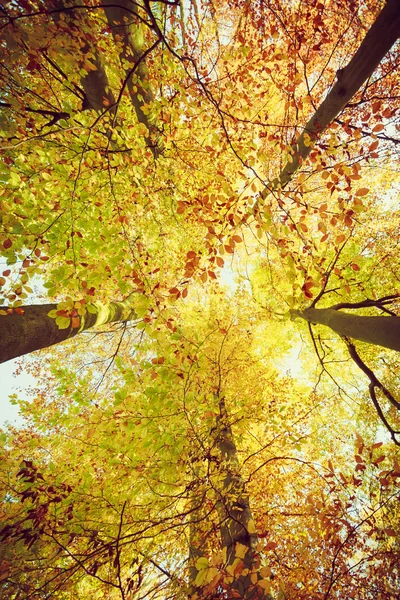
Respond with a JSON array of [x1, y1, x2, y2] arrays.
[[71, 316, 80, 328], [265, 541, 277, 551], [3, 239, 12, 250], [169, 287, 179, 294], [350, 263, 360, 271], [344, 215, 353, 227]]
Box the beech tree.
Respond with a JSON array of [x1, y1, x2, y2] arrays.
[[1, 0, 400, 598]]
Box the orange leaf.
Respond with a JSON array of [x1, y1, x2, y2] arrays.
[[169, 287, 179, 294], [356, 188, 369, 197], [71, 316, 80, 328], [372, 123, 384, 133], [351, 263, 360, 271]]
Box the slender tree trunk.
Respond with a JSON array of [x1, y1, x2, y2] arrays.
[[213, 396, 272, 600], [187, 483, 207, 597], [292, 307, 400, 352], [103, 0, 161, 156], [0, 301, 136, 364], [262, 0, 400, 195]]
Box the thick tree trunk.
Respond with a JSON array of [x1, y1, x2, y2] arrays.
[[262, 0, 400, 195], [0, 301, 136, 364], [292, 307, 400, 352], [51, 0, 116, 113]]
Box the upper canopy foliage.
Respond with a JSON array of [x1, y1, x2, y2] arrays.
[[0, 0, 400, 598]]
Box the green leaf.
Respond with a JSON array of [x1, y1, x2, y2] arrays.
[[55, 316, 71, 329]]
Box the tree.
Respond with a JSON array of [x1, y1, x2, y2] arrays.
[[1, 298, 400, 598], [1, 0, 400, 598], [1, 0, 399, 364]]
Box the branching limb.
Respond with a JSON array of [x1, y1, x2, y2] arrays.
[[344, 339, 400, 445]]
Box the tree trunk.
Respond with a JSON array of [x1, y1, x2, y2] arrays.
[[103, 0, 161, 156], [51, 0, 116, 113], [213, 396, 272, 600], [292, 307, 400, 352], [0, 301, 136, 364], [262, 0, 400, 195]]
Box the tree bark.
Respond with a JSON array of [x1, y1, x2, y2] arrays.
[[213, 396, 272, 600], [0, 301, 136, 364], [103, 0, 161, 156], [262, 0, 400, 195], [51, 0, 116, 113], [292, 307, 400, 352]]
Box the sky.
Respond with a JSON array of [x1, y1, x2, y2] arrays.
[[0, 358, 35, 427]]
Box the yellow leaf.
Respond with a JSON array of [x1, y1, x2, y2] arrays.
[[250, 572, 258, 585], [247, 519, 256, 534], [259, 579, 271, 591], [235, 543, 249, 559], [194, 568, 208, 587], [195, 557, 208, 571], [260, 566, 271, 578], [205, 567, 219, 583]]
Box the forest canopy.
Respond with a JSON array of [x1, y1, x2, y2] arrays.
[[0, 0, 400, 599]]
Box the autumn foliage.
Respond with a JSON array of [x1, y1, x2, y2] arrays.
[[0, 0, 400, 598]]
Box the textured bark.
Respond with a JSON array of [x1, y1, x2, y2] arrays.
[[187, 483, 206, 597], [262, 0, 400, 195], [214, 396, 271, 600], [0, 301, 136, 364], [103, 0, 161, 156], [51, 0, 116, 113], [292, 307, 400, 352]]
